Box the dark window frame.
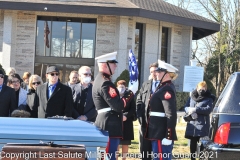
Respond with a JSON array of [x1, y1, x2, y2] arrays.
[[35, 16, 97, 82]]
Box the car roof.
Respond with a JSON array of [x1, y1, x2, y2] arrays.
[[215, 72, 240, 113]]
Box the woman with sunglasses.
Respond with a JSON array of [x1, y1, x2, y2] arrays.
[[8, 74, 28, 109], [26, 75, 43, 118]]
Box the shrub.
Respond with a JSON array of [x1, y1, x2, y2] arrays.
[[176, 92, 190, 111]]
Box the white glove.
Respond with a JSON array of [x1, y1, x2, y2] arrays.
[[188, 107, 196, 114], [162, 138, 172, 145], [185, 107, 190, 113]]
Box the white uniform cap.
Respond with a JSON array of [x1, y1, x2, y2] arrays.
[[156, 60, 178, 73], [95, 51, 118, 63]]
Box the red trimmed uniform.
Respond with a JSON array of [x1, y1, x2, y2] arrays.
[[92, 72, 126, 160], [145, 80, 177, 160]]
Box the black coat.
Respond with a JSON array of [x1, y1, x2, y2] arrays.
[[92, 72, 125, 137], [0, 84, 17, 117], [122, 89, 136, 140], [26, 89, 38, 118], [145, 81, 177, 141], [136, 80, 153, 127], [3, 75, 8, 85], [185, 90, 213, 138], [72, 83, 97, 122], [35, 82, 73, 118]]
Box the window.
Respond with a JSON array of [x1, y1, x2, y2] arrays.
[[36, 17, 96, 58], [35, 16, 96, 82], [161, 27, 169, 62]]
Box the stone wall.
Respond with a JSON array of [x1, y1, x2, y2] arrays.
[[14, 11, 36, 75]]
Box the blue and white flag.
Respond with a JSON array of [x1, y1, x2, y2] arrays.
[[128, 49, 139, 94]]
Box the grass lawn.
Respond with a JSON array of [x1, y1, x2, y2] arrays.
[[118, 121, 189, 159]]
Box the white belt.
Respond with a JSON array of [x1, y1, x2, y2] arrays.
[[98, 108, 111, 114], [150, 112, 165, 117]]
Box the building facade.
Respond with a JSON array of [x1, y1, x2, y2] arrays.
[[0, 0, 219, 91]]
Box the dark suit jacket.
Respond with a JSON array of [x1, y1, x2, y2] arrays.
[[0, 84, 17, 117], [136, 80, 153, 127], [72, 83, 97, 122], [35, 82, 73, 118]]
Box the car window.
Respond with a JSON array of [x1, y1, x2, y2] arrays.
[[215, 73, 240, 113]]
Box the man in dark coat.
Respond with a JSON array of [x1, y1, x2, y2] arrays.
[[72, 66, 97, 122], [0, 70, 17, 117], [136, 62, 158, 160], [35, 66, 73, 118], [92, 52, 126, 160], [145, 60, 178, 160]]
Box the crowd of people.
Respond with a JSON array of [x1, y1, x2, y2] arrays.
[[0, 52, 214, 160]]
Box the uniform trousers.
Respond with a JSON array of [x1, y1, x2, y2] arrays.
[[151, 140, 174, 160], [139, 126, 152, 160], [106, 138, 120, 160]]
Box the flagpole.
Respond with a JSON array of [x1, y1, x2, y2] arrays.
[[41, 21, 47, 79]]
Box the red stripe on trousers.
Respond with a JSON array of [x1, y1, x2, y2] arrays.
[[106, 138, 110, 153], [158, 140, 163, 160]]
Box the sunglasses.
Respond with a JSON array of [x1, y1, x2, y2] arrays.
[[32, 82, 41, 85], [0, 74, 4, 78], [11, 80, 20, 84], [82, 73, 91, 76], [49, 73, 59, 76]]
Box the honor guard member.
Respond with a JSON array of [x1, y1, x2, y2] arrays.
[[145, 60, 178, 160], [93, 52, 127, 160]]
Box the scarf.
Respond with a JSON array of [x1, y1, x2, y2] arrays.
[[191, 89, 211, 102]]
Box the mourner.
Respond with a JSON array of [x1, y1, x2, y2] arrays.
[[116, 80, 136, 160], [136, 62, 158, 160], [35, 66, 73, 118], [21, 72, 31, 91], [3, 67, 16, 85], [92, 52, 127, 160], [0, 70, 17, 117], [184, 81, 214, 160], [26, 74, 43, 118], [8, 73, 28, 108], [72, 66, 97, 122], [65, 70, 79, 91], [145, 60, 178, 160]]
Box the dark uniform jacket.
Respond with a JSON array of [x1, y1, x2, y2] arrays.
[[136, 80, 153, 128], [72, 83, 97, 122], [0, 84, 17, 117], [35, 82, 73, 118], [92, 72, 125, 137], [122, 89, 136, 140], [185, 90, 213, 138], [145, 80, 177, 140]]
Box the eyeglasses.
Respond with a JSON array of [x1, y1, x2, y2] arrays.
[[0, 74, 4, 78], [32, 82, 41, 85], [49, 73, 59, 76], [82, 73, 91, 76], [11, 80, 20, 84]]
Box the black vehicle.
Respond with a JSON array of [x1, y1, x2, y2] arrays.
[[199, 72, 240, 160]]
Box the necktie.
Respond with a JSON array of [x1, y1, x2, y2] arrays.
[[154, 81, 158, 92], [0, 85, 2, 92], [49, 85, 53, 98]]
